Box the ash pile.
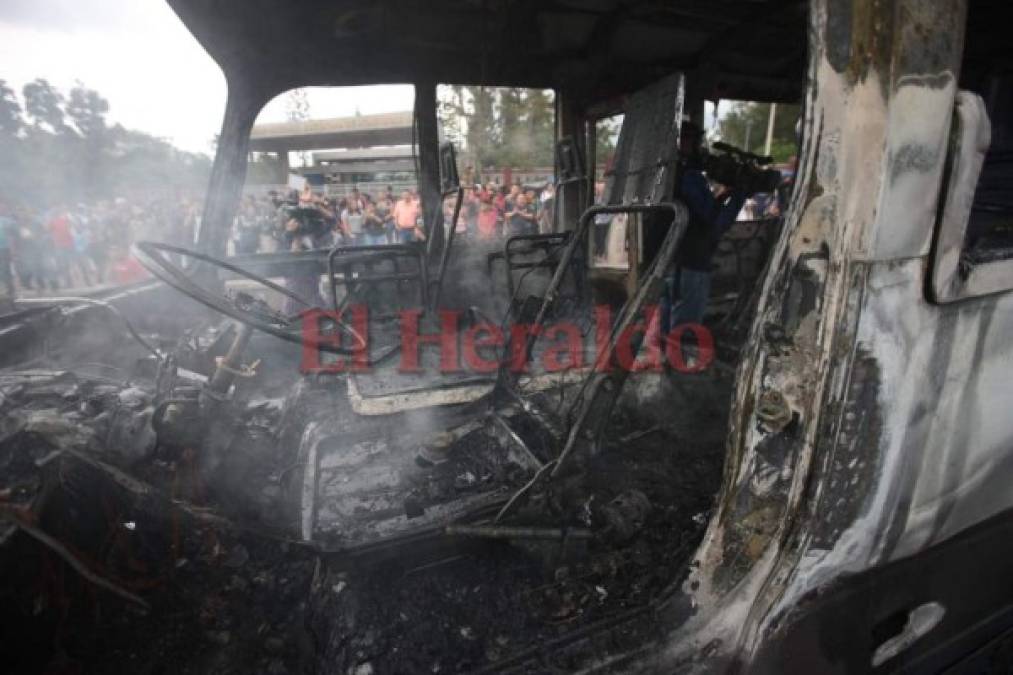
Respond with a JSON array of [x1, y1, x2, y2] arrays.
[[0, 362, 729, 674]]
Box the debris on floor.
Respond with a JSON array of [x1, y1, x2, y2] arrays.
[[1, 359, 731, 673]]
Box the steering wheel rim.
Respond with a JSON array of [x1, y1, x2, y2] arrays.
[[133, 241, 367, 355]]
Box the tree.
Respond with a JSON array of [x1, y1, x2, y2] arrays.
[[285, 88, 310, 122], [66, 84, 109, 139], [103, 123, 211, 194], [468, 86, 498, 170], [438, 85, 467, 148], [595, 115, 622, 169], [498, 87, 525, 165], [715, 101, 800, 163], [0, 79, 23, 137], [437, 85, 556, 175], [0, 80, 26, 203], [0, 79, 211, 205], [22, 78, 68, 134], [522, 88, 555, 167], [284, 89, 311, 166], [247, 152, 286, 185], [64, 84, 111, 196]]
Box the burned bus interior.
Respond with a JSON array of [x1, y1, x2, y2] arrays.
[[3, 1, 1012, 673]]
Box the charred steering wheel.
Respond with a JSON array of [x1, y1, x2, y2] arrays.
[[133, 241, 366, 355]]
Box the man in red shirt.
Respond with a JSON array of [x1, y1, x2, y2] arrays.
[[476, 191, 498, 239], [48, 208, 75, 288]]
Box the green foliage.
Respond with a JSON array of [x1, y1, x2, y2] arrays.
[[247, 153, 287, 185], [285, 89, 311, 166], [67, 83, 110, 139], [715, 101, 800, 163], [22, 78, 68, 134], [438, 86, 555, 172], [595, 115, 622, 168], [0, 80, 22, 136], [0, 79, 211, 206], [285, 89, 310, 122]]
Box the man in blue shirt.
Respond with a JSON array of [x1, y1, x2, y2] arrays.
[[664, 124, 747, 332]]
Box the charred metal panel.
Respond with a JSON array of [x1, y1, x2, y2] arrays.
[[633, 0, 1013, 671], [929, 90, 1013, 302], [855, 258, 1013, 563], [752, 256, 1013, 638], [603, 74, 684, 206], [166, 0, 807, 110], [750, 507, 1013, 673], [817, 1, 967, 262]]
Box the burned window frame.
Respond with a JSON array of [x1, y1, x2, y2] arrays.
[[930, 90, 1013, 303]]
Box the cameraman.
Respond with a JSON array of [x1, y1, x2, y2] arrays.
[[664, 123, 748, 332]]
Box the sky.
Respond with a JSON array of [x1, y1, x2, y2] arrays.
[[0, 0, 413, 154]]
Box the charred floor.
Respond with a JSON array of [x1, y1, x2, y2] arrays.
[[0, 333, 734, 674]]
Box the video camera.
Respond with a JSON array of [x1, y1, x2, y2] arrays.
[[699, 141, 782, 196], [278, 204, 332, 244]]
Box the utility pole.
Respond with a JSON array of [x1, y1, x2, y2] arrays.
[[763, 102, 778, 156]]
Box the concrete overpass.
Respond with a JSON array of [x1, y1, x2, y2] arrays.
[[307, 145, 416, 176], [248, 111, 414, 154]]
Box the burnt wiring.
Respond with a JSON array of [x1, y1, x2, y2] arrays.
[[15, 296, 163, 361]]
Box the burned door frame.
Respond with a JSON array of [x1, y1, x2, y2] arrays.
[[930, 89, 1013, 303], [634, 1, 1013, 672]]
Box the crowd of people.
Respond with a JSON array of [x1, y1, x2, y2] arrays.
[[460, 182, 556, 240], [0, 180, 562, 300], [0, 167, 792, 303], [0, 197, 200, 298], [231, 182, 558, 255]]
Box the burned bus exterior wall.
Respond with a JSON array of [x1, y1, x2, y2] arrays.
[[629, 0, 1013, 671]]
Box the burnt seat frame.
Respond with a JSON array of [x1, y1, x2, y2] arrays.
[[500, 232, 573, 303], [326, 143, 464, 319], [489, 137, 587, 306], [491, 74, 691, 494], [491, 203, 688, 469], [326, 243, 430, 320]]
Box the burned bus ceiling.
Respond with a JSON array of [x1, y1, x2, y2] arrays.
[[167, 0, 809, 105]]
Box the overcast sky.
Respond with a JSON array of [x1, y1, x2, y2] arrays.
[[0, 0, 413, 154]]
